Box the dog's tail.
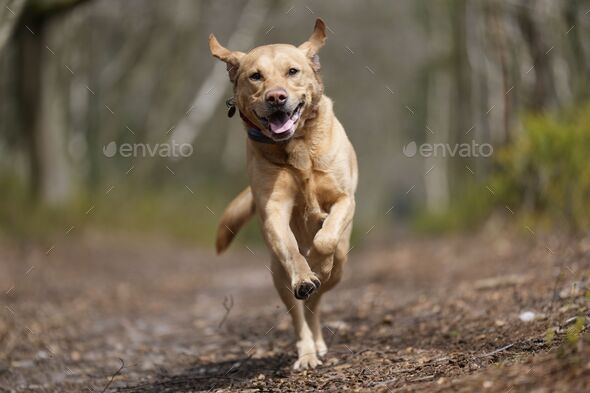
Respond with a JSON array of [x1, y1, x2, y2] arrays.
[[216, 186, 256, 254]]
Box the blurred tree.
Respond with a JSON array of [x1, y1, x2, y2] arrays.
[[16, 0, 91, 205], [423, 0, 451, 212], [169, 0, 270, 148], [1, 0, 589, 234], [516, 0, 558, 112], [0, 0, 26, 55]]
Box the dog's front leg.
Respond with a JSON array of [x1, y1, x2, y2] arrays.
[[260, 200, 320, 300], [310, 195, 355, 280], [261, 199, 323, 370]]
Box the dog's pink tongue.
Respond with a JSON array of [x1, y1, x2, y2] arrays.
[[269, 112, 294, 134]]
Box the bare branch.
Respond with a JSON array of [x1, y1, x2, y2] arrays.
[[168, 0, 270, 150]]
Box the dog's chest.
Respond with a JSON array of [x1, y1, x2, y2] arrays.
[[286, 141, 340, 220]]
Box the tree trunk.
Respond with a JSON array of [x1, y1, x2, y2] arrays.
[[0, 0, 26, 56], [423, 1, 451, 213], [17, 13, 71, 205], [516, 0, 557, 112], [17, 18, 42, 200], [424, 68, 451, 213], [38, 17, 70, 204]]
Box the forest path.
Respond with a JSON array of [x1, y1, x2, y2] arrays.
[[0, 230, 589, 392]]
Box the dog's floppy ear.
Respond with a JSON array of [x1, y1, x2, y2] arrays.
[[298, 18, 327, 71], [209, 34, 245, 83]]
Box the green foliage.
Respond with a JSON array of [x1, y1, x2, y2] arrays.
[[0, 176, 262, 246], [495, 104, 590, 230], [544, 327, 556, 345], [0, 175, 83, 239], [414, 102, 590, 233], [566, 317, 585, 346], [412, 181, 495, 233]]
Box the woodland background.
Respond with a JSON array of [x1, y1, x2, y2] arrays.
[[1, 0, 589, 243], [2, 1, 590, 392]]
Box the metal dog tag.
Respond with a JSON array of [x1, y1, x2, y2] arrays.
[[226, 97, 236, 118]]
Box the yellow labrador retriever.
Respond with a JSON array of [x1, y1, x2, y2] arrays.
[[211, 18, 357, 370]]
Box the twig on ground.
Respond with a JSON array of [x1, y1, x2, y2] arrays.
[[548, 272, 563, 323], [480, 343, 515, 358], [409, 374, 435, 382], [219, 294, 234, 329], [372, 378, 398, 387], [101, 358, 126, 393]]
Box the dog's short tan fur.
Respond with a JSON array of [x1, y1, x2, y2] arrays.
[[211, 18, 357, 370]]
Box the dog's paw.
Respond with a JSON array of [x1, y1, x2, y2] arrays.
[[315, 339, 328, 357], [313, 230, 339, 256], [294, 275, 321, 300], [293, 352, 323, 370]]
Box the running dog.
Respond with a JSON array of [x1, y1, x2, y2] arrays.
[[211, 18, 357, 370]]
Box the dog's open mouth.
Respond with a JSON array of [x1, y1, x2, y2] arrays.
[[257, 102, 303, 140]]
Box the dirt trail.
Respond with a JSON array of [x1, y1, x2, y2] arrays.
[[0, 230, 589, 392]]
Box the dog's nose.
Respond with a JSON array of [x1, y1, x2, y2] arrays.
[[265, 88, 288, 106]]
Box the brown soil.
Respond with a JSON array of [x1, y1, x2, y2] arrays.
[[0, 229, 589, 392]]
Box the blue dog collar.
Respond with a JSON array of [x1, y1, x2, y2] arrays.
[[247, 127, 279, 144], [236, 108, 286, 144]]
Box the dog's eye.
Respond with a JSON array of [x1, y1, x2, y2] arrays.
[[249, 72, 262, 81], [288, 68, 299, 76]]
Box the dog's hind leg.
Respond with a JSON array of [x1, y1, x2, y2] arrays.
[[304, 256, 344, 357], [303, 294, 327, 357], [270, 256, 322, 370], [304, 224, 350, 357]]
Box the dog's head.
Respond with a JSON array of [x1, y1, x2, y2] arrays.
[[209, 18, 327, 142]]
